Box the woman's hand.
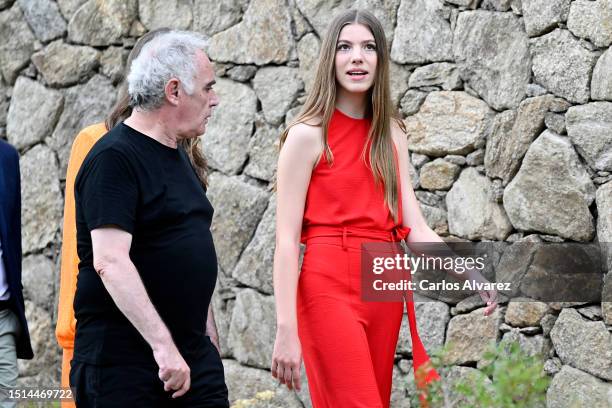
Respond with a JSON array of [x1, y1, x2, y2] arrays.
[[271, 325, 302, 391], [479, 288, 498, 316]]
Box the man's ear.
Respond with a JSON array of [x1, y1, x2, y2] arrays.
[[165, 79, 181, 105]]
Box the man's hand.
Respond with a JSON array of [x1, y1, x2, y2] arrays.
[[153, 341, 191, 398], [210, 336, 221, 355], [206, 305, 221, 355]]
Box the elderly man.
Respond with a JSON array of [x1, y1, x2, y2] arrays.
[[70, 31, 227, 407]]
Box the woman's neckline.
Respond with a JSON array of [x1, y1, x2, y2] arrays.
[[334, 107, 368, 121]]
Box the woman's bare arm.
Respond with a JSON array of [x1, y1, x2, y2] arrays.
[[391, 121, 442, 245], [272, 122, 322, 390], [391, 122, 498, 315]]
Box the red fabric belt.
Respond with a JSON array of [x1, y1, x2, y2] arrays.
[[301, 225, 411, 248]]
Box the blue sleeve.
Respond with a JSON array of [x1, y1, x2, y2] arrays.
[[12, 149, 21, 275]]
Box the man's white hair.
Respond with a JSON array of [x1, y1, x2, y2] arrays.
[[127, 30, 209, 110]]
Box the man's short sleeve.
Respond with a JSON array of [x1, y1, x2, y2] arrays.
[[76, 148, 138, 234]]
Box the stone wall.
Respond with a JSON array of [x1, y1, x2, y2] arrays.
[[0, 0, 611, 406]]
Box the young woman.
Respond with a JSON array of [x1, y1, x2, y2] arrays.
[[271, 10, 498, 407], [55, 27, 217, 408]]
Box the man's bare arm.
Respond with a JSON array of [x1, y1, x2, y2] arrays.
[[91, 227, 191, 398], [206, 304, 220, 354]]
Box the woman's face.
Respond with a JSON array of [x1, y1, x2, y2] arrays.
[[334, 23, 377, 94]]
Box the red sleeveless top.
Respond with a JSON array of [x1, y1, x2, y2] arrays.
[[300, 109, 441, 389], [301, 109, 402, 234]]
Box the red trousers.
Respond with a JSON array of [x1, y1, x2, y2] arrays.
[[297, 227, 439, 408]]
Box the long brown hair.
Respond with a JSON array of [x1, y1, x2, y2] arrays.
[[105, 28, 209, 187], [280, 10, 402, 221]]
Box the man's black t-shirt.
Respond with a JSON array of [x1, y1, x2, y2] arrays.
[[73, 123, 217, 365]]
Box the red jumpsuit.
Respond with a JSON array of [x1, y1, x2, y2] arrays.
[[297, 109, 440, 407]]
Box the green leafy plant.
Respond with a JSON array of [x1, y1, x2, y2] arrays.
[[18, 402, 61, 408], [414, 341, 550, 408]]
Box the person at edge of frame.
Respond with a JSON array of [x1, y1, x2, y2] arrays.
[[0, 139, 34, 408], [68, 30, 228, 407], [56, 27, 219, 408], [271, 9, 499, 408]]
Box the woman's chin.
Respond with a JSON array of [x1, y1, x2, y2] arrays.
[[340, 82, 372, 95]]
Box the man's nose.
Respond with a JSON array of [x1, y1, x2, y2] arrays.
[[211, 93, 219, 107]]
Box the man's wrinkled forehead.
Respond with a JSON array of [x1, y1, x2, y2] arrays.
[[195, 49, 215, 80]]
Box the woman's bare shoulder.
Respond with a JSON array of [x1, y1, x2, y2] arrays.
[[282, 119, 324, 167], [285, 119, 323, 148]]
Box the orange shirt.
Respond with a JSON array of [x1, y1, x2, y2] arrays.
[[56, 123, 106, 404]]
